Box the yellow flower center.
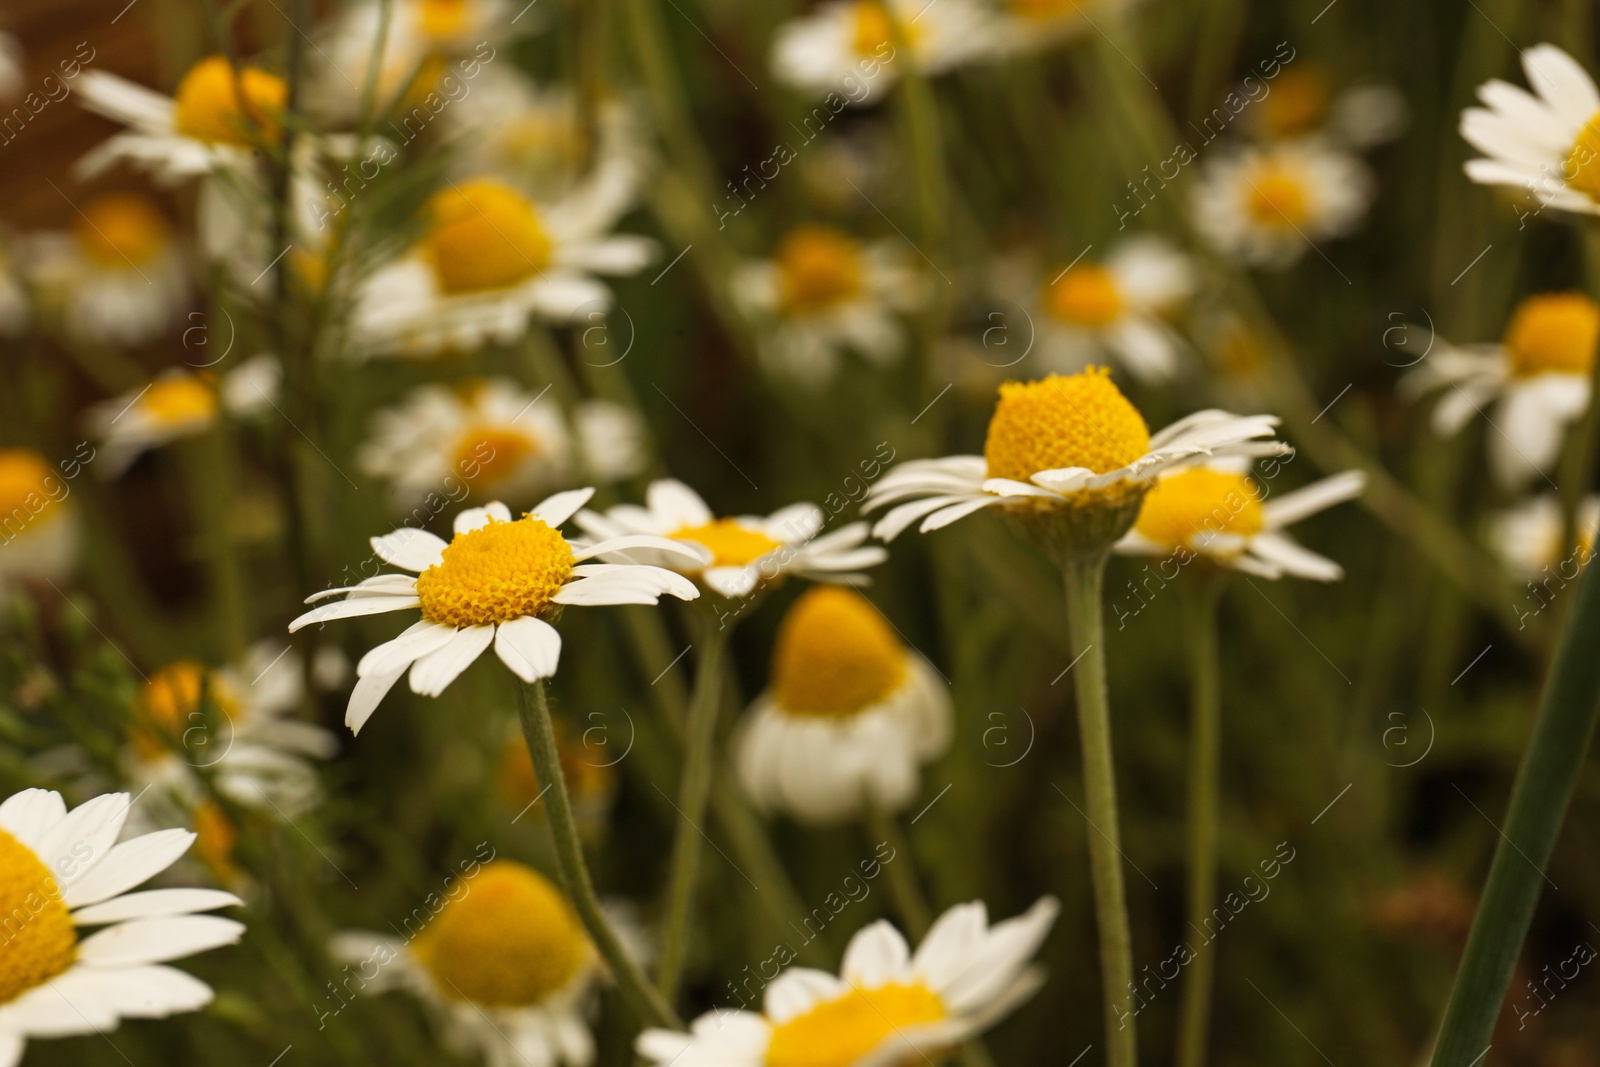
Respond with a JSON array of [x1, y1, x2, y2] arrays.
[[423, 179, 553, 294], [134, 661, 239, 762], [1042, 263, 1124, 327], [765, 982, 947, 1067], [173, 56, 287, 147], [411, 861, 588, 1006], [1565, 110, 1600, 202], [416, 515, 574, 627], [671, 518, 781, 568], [1259, 68, 1330, 140], [418, 0, 470, 39], [1134, 468, 1263, 551], [74, 194, 170, 269], [140, 376, 220, 429], [453, 427, 539, 490], [770, 586, 907, 717], [0, 828, 76, 1005], [1502, 293, 1600, 378], [0, 450, 60, 523], [850, 3, 920, 57], [775, 226, 864, 316], [983, 369, 1151, 484], [1246, 163, 1311, 228]]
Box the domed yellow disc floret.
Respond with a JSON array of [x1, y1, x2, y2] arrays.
[[770, 586, 907, 717], [983, 369, 1151, 484], [1042, 263, 1123, 327], [411, 860, 588, 1006], [452, 426, 539, 490], [1502, 293, 1600, 378], [75, 194, 170, 269], [1246, 162, 1311, 228], [776, 226, 864, 316], [140, 376, 219, 429], [850, 2, 920, 57], [1134, 468, 1263, 551], [1259, 68, 1330, 140], [0, 828, 77, 1005], [423, 180, 553, 295], [173, 56, 287, 146], [671, 518, 781, 569], [416, 515, 575, 627], [1566, 111, 1600, 202], [765, 982, 946, 1067], [0, 450, 61, 521]]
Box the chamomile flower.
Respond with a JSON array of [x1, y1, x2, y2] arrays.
[[0, 788, 245, 1066], [1247, 66, 1407, 149], [1458, 44, 1600, 218], [865, 369, 1287, 558], [88, 361, 279, 475], [25, 192, 188, 347], [1019, 236, 1194, 383], [771, 0, 997, 105], [574, 400, 649, 483], [1403, 293, 1599, 487], [0, 449, 80, 593], [637, 897, 1059, 1067], [987, 0, 1142, 57], [575, 478, 887, 599], [350, 171, 654, 356], [1191, 140, 1373, 268], [288, 490, 706, 734], [331, 860, 606, 1067], [1114, 461, 1366, 580], [1487, 494, 1599, 578], [733, 224, 926, 385], [736, 587, 950, 824]]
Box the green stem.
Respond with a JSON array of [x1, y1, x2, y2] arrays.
[[1428, 556, 1600, 1064], [865, 802, 932, 940], [1175, 577, 1225, 1067], [516, 679, 681, 1029], [181, 430, 246, 662], [1062, 552, 1138, 1067], [655, 622, 730, 1002]]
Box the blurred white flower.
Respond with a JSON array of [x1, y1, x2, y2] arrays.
[[987, 0, 1144, 57], [0, 449, 80, 594], [1191, 139, 1373, 268], [0, 32, 23, 101], [88, 362, 277, 475], [575, 399, 648, 482], [1488, 494, 1599, 579], [1247, 67, 1407, 150]]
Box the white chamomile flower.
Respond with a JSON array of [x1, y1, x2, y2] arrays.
[[576, 478, 887, 599], [75, 55, 286, 184], [771, 0, 996, 106], [0, 449, 80, 593], [1114, 461, 1366, 580], [0, 788, 245, 1067], [637, 897, 1059, 1067], [1019, 236, 1194, 384], [351, 170, 654, 357], [1247, 66, 1407, 150], [25, 192, 188, 347], [127, 642, 338, 818], [736, 586, 950, 824], [358, 378, 574, 508], [1459, 44, 1600, 218], [864, 369, 1288, 557], [88, 362, 279, 476], [987, 0, 1143, 57], [332, 860, 609, 1067], [289, 490, 706, 734], [574, 399, 649, 483], [1403, 293, 1598, 488], [1191, 139, 1373, 268], [733, 224, 927, 385], [1488, 494, 1600, 578]]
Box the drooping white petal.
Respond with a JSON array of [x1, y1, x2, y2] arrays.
[[357, 620, 458, 677], [1247, 532, 1345, 581], [72, 888, 242, 926], [408, 625, 495, 697], [494, 616, 563, 681], [346, 665, 407, 734], [1261, 470, 1367, 529], [288, 596, 420, 632]]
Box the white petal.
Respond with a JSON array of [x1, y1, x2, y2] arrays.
[[345, 666, 407, 734], [77, 915, 244, 967], [645, 479, 713, 527], [0, 789, 66, 850], [37, 793, 131, 889], [64, 829, 196, 908], [288, 596, 419, 632], [369, 529, 447, 572], [841, 920, 912, 987], [530, 487, 597, 528], [73, 889, 242, 925], [63, 964, 214, 1018], [703, 566, 762, 599], [357, 620, 458, 677], [920, 496, 1001, 533], [454, 501, 514, 533], [408, 625, 494, 696], [1246, 533, 1345, 581], [494, 616, 563, 681], [763, 968, 847, 1024], [1261, 470, 1367, 529], [572, 534, 713, 565]]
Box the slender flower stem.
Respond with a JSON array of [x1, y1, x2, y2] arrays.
[[1062, 551, 1138, 1067], [516, 679, 681, 1030], [1175, 577, 1225, 1067], [182, 431, 246, 662], [655, 622, 730, 1003], [866, 802, 932, 940]]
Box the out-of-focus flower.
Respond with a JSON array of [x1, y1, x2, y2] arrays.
[[1403, 293, 1598, 488], [498, 721, 617, 833], [734, 224, 926, 385], [736, 587, 949, 824], [332, 860, 605, 1067], [289, 492, 705, 733], [0, 236, 28, 337], [771, 0, 996, 106], [0, 33, 22, 101], [987, 0, 1141, 57], [866, 369, 1287, 557], [25, 192, 188, 347], [1487, 494, 1599, 578], [576, 478, 886, 599], [351, 170, 653, 356], [0, 789, 245, 1065], [1459, 44, 1600, 218], [1249, 66, 1407, 149], [0, 449, 80, 594], [574, 399, 648, 483], [1367, 871, 1476, 946], [637, 898, 1059, 1067], [1191, 140, 1373, 268], [88, 361, 281, 475], [1114, 461, 1365, 580]]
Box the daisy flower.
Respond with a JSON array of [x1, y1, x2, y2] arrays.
[[0, 788, 245, 1066], [25, 192, 188, 347], [733, 224, 927, 385], [771, 0, 997, 106], [1191, 139, 1373, 268], [1403, 292, 1599, 487], [1459, 44, 1600, 218], [987, 0, 1143, 57], [288, 490, 706, 734], [350, 171, 654, 357], [1114, 461, 1366, 580], [637, 897, 1059, 1067], [575, 478, 887, 599], [865, 369, 1287, 558], [736, 587, 950, 824], [1247, 66, 1407, 150], [573, 399, 649, 483], [1020, 236, 1194, 383], [331, 860, 608, 1067], [0, 449, 81, 593], [87, 361, 279, 475], [1487, 494, 1599, 578]]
